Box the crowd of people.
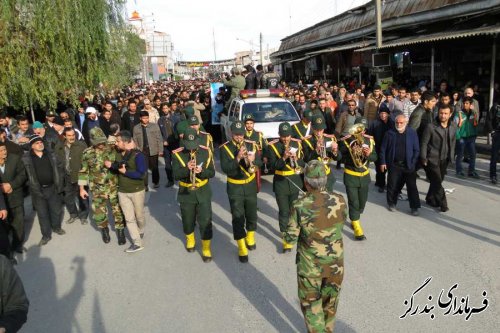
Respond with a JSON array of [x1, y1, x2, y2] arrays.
[[1, 70, 499, 332]]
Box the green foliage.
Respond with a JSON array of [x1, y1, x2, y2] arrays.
[[0, 0, 144, 110]]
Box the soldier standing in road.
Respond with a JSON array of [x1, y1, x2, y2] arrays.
[[302, 116, 340, 192], [220, 121, 262, 263], [222, 68, 245, 106], [338, 119, 377, 240], [78, 128, 125, 245], [188, 115, 214, 152], [284, 160, 347, 333], [292, 109, 313, 140], [267, 122, 305, 253], [172, 128, 215, 263], [243, 114, 268, 187]]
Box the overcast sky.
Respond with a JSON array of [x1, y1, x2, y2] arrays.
[[126, 0, 370, 61]]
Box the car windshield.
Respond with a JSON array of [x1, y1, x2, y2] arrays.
[[242, 102, 299, 123]]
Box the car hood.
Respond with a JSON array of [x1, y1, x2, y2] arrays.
[[254, 121, 299, 140]]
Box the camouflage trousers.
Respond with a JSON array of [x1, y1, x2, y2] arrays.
[[298, 275, 342, 333], [91, 189, 124, 229]]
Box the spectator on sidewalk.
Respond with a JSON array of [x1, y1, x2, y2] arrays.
[[0, 254, 29, 332], [454, 97, 479, 179]]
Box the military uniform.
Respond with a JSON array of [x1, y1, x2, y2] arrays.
[[302, 116, 341, 192], [243, 113, 269, 188], [172, 128, 215, 262], [186, 115, 214, 152], [220, 121, 262, 262], [284, 161, 347, 333], [78, 128, 125, 244], [267, 122, 305, 252], [339, 120, 377, 240]]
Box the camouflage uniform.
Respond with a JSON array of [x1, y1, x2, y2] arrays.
[[78, 130, 124, 230], [284, 161, 347, 333]]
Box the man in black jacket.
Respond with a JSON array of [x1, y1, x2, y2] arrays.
[[409, 91, 437, 141], [368, 105, 394, 192], [244, 65, 257, 89], [23, 135, 65, 246], [0, 254, 29, 333], [121, 100, 141, 132], [420, 105, 457, 212], [0, 143, 27, 254], [158, 105, 176, 187]]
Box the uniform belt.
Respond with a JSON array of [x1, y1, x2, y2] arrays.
[[325, 166, 331, 175], [275, 170, 295, 176], [227, 173, 256, 184], [344, 169, 370, 177], [179, 179, 208, 188]]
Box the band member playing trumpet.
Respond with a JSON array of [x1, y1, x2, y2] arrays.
[[302, 116, 341, 191], [243, 114, 269, 189], [267, 122, 306, 253], [339, 118, 377, 241], [172, 128, 215, 262], [220, 120, 262, 263]]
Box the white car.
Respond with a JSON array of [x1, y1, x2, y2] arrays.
[[220, 89, 300, 141]]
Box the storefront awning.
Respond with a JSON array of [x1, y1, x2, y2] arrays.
[[287, 55, 312, 63], [355, 24, 500, 51], [306, 40, 375, 56]]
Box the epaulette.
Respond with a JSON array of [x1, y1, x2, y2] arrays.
[[268, 139, 279, 145], [363, 134, 373, 139], [340, 134, 351, 141], [291, 138, 301, 142], [173, 147, 184, 153], [199, 145, 209, 150], [302, 135, 312, 140], [219, 141, 229, 148], [244, 139, 256, 144], [199, 130, 209, 135], [324, 133, 335, 138]]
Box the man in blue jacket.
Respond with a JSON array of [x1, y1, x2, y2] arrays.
[[379, 114, 421, 215]]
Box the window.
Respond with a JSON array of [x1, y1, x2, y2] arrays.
[[242, 102, 299, 123]]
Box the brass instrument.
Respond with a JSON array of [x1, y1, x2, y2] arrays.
[[347, 123, 368, 168], [189, 151, 198, 191], [238, 141, 256, 174], [285, 141, 303, 174], [316, 135, 330, 165]]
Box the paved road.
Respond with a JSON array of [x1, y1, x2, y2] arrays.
[[14, 156, 500, 333]]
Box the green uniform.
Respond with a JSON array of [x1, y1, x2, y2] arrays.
[[292, 121, 311, 140], [302, 134, 341, 191], [284, 189, 347, 333], [172, 145, 215, 240], [267, 138, 305, 232], [339, 134, 377, 221], [78, 145, 124, 229], [223, 75, 245, 104], [198, 130, 214, 152], [220, 139, 262, 240]]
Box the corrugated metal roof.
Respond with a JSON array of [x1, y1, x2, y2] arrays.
[[306, 40, 375, 56], [355, 24, 500, 51]]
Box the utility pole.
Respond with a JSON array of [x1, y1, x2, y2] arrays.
[[259, 33, 263, 65], [375, 0, 383, 48]]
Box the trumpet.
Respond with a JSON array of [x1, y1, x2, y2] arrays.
[[189, 151, 198, 191], [316, 135, 329, 165], [238, 142, 256, 174], [285, 142, 303, 174]]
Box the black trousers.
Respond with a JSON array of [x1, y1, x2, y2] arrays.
[[7, 205, 25, 250], [32, 185, 63, 239], [163, 147, 173, 182], [387, 165, 420, 209], [374, 160, 387, 189], [63, 175, 89, 219], [143, 148, 160, 186], [424, 160, 449, 208], [0, 220, 10, 257]]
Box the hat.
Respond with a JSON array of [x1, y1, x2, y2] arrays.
[[184, 106, 195, 117], [139, 111, 149, 118], [230, 121, 245, 135], [182, 128, 199, 150], [243, 114, 255, 123], [303, 109, 313, 120], [85, 106, 97, 114], [46, 109, 57, 117], [33, 121, 44, 129], [28, 135, 43, 147], [379, 104, 390, 114], [354, 117, 367, 126], [89, 127, 107, 146], [188, 115, 199, 125], [278, 122, 292, 137], [311, 115, 326, 130], [53, 116, 65, 126], [304, 160, 327, 179]]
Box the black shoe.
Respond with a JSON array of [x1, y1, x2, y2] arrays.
[[80, 218, 88, 225], [66, 216, 77, 224], [388, 205, 396, 212], [239, 255, 248, 263], [14, 245, 24, 254], [38, 237, 51, 246], [440, 206, 449, 212], [411, 209, 419, 216], [145, 186, 149, 192], [186, 247, 195, 253], [282, 248, 292, 254], [125, 244, 144, 253], [426, 200, 438, 208], [202, 256, 212, 263], [378, 187, 385, 193], [117, 229, 126, 245], [354, 235, 367, 241], [54, 228, 66, 235], [468, 172, 480, 179], [10, 258, 18, 265], [165, 181, 174, 188], [101, 227, 111, 243], [491, 177, 498, 184]]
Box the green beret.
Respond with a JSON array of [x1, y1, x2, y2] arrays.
[[278, 122, 292, 137], [182, 128, 199, 150], [230, 120, 245, 135], [303, 109, 313, 120], [243, 114, 255, 122], [188, 115, 199, 125]]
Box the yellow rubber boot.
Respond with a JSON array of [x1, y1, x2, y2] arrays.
[[201, 240, 212, 263], [282, 239, 294, 253], [245, 231, 256, 250], [237, 239, 248, 263], [351, 220, 366, 240], [185, 232, 196, 252]]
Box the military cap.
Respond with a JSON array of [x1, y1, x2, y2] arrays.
[[279, 122, 292, 137], [184, 106, 195, 117], [231, 121, 245, 135], [354, 117, 368, 126], [182, 128, 199, 150], [303, 109, 313, 120], [188, 115, 199, 125], [304, 160, 327, 179], [311, 115, 326, 130], [243, 114, 255, 123], [90, 127, 107, 146], [46, 109, 57, 117]]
